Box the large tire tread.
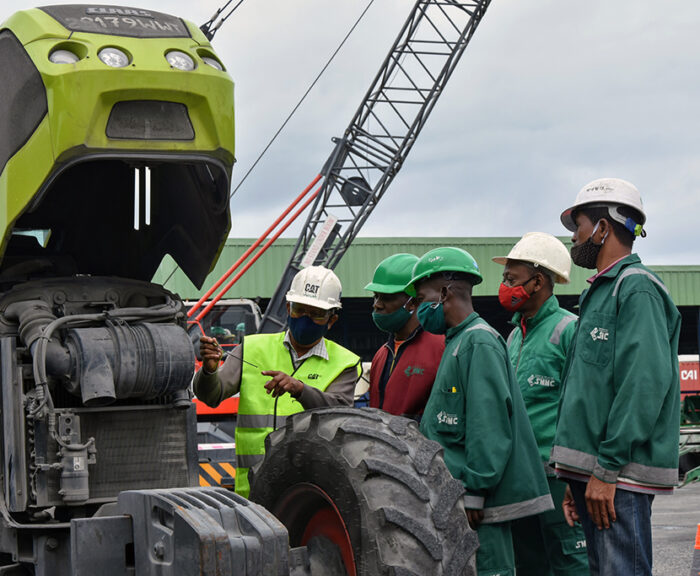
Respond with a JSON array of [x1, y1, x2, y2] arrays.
[[362, 458, 430, 501], [380, 507, 443, 560], [250, 407, 478, 576]]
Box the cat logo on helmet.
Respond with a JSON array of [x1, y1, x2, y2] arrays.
[[286, 266, 343, 310]]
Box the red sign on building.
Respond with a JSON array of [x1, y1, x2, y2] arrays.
[[680, 358, 700, 397]]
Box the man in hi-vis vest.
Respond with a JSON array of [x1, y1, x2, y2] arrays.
[[194, 266, 361, 498]]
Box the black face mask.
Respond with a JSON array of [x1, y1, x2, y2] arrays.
[[287, 314, 329, 346], [570, 222, 607, 269]]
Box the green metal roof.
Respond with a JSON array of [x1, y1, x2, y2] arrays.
[[153, 237, 700, 306]]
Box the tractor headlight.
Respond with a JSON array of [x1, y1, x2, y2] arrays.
[[166, 51, 195, 71], [98, 47, 130, 68], [49, 49, 80, 64], [201, 56, 223, 71]]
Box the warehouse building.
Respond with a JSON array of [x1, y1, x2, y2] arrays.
[[154, 237, 700, 361]]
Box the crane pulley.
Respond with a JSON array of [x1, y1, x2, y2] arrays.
[[200, 0, 245, 40]]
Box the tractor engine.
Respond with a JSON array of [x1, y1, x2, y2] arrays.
[[0, 277, 198, 515], [0, 4, 303, 574]]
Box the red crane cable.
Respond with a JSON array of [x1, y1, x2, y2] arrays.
[[187, 173, 322, 318], [195, 186, 321, 322]]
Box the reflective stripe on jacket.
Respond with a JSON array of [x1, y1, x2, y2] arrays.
[[235, 332, 360, 497], [420, 313, 553, 523], [552, 254, 681, 489]]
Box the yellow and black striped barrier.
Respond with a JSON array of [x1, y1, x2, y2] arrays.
[[199, 461, 236, 488], [198, 442, 236, 489]]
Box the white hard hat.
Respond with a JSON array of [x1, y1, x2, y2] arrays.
[[560, 177, 646, 234], [286, 266, 342, 310], [492, 232, 571, 284]]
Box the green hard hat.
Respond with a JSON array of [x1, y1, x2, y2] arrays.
[[364, 253, 419, 294], [407, 247, 483, 294]]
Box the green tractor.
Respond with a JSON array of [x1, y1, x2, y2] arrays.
[[0, 4, 475, 575]]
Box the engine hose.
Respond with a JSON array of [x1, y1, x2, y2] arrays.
[[33, 314, 105, 398], [107, 305, 180, 320], [31, 303, 182, 410], [46, 411, 95, 451]]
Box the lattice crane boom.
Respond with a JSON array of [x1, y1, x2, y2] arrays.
[[260, 0, 492, 332]]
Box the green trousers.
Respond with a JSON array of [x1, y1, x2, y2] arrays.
[[511, 475, 589, 576], [476, 521, 515, 576]]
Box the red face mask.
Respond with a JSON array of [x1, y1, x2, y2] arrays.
[[498, 276, 536, 312]]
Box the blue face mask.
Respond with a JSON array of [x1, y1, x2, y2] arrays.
[[372, 306, 413, 334], [288, 314, 329, 346], [417, 301, 447, 335]]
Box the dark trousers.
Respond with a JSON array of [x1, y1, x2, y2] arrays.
[[568, 479, 654, 576]]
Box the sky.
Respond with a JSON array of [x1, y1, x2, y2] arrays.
[[5, 1, 700, 265]]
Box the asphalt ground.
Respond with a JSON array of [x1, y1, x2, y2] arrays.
[[652, 480, 700, 575]]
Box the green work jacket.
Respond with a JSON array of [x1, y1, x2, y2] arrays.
[[235, 332, 360, 497], [420, 313, 553, 524], [507, 295, 577, 466], [551, 254, 681, 489]]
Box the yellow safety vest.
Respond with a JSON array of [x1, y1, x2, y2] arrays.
[[235, 332, 360, 497]]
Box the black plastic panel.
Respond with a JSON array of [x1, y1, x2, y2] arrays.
[[107, 101, 194, 140], [0, 30, 48, 177]]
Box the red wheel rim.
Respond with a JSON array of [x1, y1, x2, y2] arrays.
[[272, 483, 356, 576]]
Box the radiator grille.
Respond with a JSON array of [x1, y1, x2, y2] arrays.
[[82, 407, 194, 498], [35, 406, 197, 506]]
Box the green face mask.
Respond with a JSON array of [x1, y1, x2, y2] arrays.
[[417, 300, 447, 335], [372, 306, 412, 333]]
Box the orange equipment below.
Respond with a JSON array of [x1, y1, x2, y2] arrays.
[[193, 396, 239, 415]]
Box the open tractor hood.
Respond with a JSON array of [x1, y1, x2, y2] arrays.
[[0, 5, 235, 288]]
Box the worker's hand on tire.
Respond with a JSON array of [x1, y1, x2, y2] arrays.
[[562, 484, 580, 527], [262, 370, 304, 399], [199, 336, 223, 374], [466, 508, 484, 530]]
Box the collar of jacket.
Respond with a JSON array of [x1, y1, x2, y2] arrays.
[[579, 253, 641, 307], [509, 294, 561, 331], [282, 330, 329, 361], [592, 252, 641, 284], [445, 311, 480, 342], [383, 325, 423, 353]]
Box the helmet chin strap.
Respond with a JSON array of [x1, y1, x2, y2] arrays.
[[589, 221, 606, 245]]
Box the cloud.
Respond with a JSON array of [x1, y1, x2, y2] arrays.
[[5, 1, 699, 264]]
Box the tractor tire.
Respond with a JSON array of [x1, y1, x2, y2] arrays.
[[249, 407, 478, 576]]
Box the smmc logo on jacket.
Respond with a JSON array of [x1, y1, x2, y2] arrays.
[[437, 411, 459, 426], [589, 326, 609, 341]]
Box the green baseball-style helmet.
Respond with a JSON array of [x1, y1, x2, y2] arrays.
[[364, 253, 419, 294], [407, 247, 483, 294]]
